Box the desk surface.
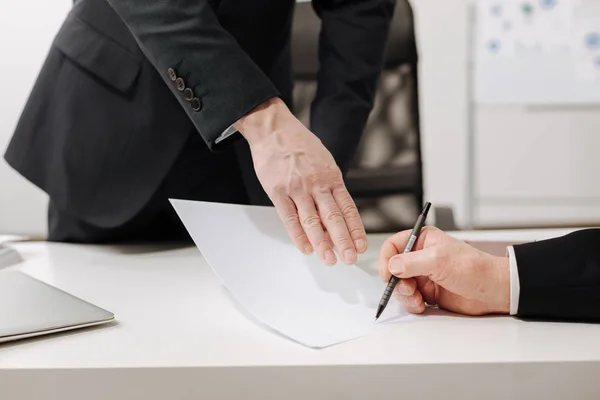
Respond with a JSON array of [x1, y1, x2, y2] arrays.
[[1, 228, 599, 399]]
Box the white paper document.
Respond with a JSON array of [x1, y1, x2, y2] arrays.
[[170, 199, 410, 348]]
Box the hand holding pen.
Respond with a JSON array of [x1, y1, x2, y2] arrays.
[[376, 214, 511, 317], [375, 202, 431, 319]]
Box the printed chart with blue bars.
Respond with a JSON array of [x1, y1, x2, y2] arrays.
[[473, 0, 600, 104]]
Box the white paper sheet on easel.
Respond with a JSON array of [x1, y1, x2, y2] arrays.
[[170, 199, 411, 348]]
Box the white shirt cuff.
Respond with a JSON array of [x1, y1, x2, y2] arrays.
[[507, 246, 520, 315], [215, 124, 238, 144]]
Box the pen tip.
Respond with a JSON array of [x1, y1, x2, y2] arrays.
[[422, 202, 432, 215], [375, 306, 384, 320]]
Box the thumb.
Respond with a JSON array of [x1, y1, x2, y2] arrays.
[[388, 247, 443, 280]]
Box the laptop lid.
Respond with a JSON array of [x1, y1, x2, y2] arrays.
[[0, 271, 114, 343]]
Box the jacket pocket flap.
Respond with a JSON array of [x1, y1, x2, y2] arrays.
[[53, 14, 141, 92]]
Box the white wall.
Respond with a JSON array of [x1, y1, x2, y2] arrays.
[[411, 0, 471, 227], [0, 2, 71, 235]]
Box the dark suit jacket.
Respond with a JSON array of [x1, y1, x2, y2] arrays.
[[513, 229, 600, 322], [4, 0, 395, 228]]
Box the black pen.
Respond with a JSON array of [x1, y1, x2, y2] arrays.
[[375, 202, 432, 320]]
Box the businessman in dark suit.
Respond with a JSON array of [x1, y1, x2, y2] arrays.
[[378, 227, 600, 322], [4, 0, 397, 265]]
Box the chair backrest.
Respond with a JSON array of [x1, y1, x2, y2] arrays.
[[291, 0, 424, 233], [291, 0, 418, 78]]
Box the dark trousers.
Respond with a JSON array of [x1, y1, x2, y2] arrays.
[[47, 132, 250, 243]]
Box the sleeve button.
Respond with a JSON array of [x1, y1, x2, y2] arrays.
[[190, 97, 202, 112], [167, 68, 177, 81], [183, 88, 194, 101], [175, 77, 185, 91]]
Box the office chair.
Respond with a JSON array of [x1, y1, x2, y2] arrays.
[[291, 0, 425, 233]]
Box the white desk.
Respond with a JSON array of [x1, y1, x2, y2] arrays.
[[1, 229, 600, 399]]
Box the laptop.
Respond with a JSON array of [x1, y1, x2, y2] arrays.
[[0, 243, 23, 269], [0, 271, 114, 344]]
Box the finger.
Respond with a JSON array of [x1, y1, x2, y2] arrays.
[[397, 278, 417, 296], [416, 276, 437, 305], [378, 229, 412, 281], [377, 226, 443, 281], [384, 226, 444, 255], [293, 194, 336, 265], [332, 187, 367, 253], [314, 190, 356, 265], [389, 247, 445, 280], [327, 232, 335, 250], [395, 286, 426, 314], [272, 195, 313, 255], [322, 226, 335, 250]]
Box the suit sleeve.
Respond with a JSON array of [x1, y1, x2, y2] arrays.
[[311, 0, 396, 174], [104, 0, 280, 150], [513, 229, 600, 322]]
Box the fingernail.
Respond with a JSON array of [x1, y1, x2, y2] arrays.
[[303, 243, 313, 254], [344, 248, 356, 264], [324, 249, 336, 265], [354, 239, 367, 253]]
